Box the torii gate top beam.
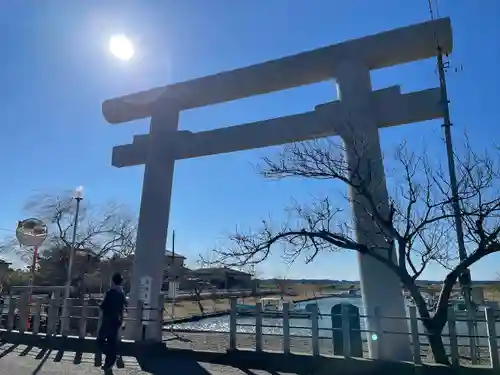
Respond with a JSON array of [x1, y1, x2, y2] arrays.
[[102, 18, 452, 124]]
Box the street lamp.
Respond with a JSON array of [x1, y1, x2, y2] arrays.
[[61, 186, 84, 335]]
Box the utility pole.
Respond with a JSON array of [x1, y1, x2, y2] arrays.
[[436, 44, 478, 364], [425, 0, 477, 361]]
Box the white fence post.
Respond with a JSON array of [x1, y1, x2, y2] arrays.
[[229, 298, 237, 351], [61, 298, 72, 336], [373, 307, 383, 359], [283, 302, 290, 354], [311, 306, 319, 357], [158, 293, 164, 328], [6, 296, 15, 331], [484, 307, 499, 369], [255, 302, 262, 352], [46, 296, 58, 335], [79, 299, 88, 339], [408, 306, 421, 364], [97, 309, 103, 338], [18, 293, 29, 334], [466, 307, 479, 365], [0, 295, 4, 321], [134, 300, 144, 340], [32, 300, 42, 335], [447, 307, 459, 366], [341, 304, 351, 358]]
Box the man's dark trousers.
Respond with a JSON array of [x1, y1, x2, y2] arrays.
[[97, 318, 121, 368]]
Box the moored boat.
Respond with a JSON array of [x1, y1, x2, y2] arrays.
[[236, 297, 317, 319]]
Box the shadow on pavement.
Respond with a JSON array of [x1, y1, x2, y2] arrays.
[[0, 339, 498, 375], [0, 343, 19, 359], [135, 352, 212, 375], [32, 349, 52, 375], [0, 343, 212, 374], [19, 345, 33, 356], [223, 352, 500, 375]]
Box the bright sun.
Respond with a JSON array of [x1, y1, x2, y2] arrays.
[[109, 34, 135, 61]]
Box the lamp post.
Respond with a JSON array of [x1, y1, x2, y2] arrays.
[[61, 186, 84, 335]]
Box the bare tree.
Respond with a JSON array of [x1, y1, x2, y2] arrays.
[[214, 137, 500, 364], [183, 277, 207, 315], [0, 191, 137, 294]]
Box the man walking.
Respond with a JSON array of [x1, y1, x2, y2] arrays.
[[97, 272, 127, 372]]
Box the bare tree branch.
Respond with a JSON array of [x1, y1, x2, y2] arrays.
[[0, 191, 138, 294], [213, 135, 500, 365]]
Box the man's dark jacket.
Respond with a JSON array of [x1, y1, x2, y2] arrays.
[[100, 288, 127, 324]]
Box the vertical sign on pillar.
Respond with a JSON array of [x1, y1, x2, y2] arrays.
[[167, 281, 178, 299], [139, 275, 152, 325], [168, 280, 179, 320]]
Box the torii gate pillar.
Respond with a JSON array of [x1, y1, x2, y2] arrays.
[[102, 18, 453, 360], [128, 107, 179, 341], [335, 61, 410, 360]]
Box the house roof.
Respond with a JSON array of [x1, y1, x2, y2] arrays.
[[191, 267, 251, 276], [165, 250, 186, 259]]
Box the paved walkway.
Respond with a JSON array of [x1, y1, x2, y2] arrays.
[[0, 342, 294, 375]]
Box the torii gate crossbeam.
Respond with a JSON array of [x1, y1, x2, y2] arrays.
[[102, 18, 452, 362], [111, 86, 441, 167]]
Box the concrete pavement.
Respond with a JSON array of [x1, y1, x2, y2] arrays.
[[0, 342, 294, 375], [0, 340, 495, 375]]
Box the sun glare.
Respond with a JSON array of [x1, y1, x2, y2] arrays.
[[109, 34, 135, 61]]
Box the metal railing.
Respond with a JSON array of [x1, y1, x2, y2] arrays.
[[0, 294, 148, 341], [1, 293, 499, 370], [224, 298, 499, 369]]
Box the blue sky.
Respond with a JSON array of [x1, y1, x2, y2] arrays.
[[1, 0, 499, 280]]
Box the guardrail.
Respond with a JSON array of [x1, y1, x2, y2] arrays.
[[224, 298, 500, 369], [0, 294, 152, 341], [1, 293, 499, 370]]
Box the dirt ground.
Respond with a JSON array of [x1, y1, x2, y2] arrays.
[[164, 283, 327, 321], [484, 288, 500, 301], [164, 283, 500, 321]]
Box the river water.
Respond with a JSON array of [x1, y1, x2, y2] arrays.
[[169, 296, 499, 347]]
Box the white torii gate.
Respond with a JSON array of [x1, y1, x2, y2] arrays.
[[102, 18, 452, 361]]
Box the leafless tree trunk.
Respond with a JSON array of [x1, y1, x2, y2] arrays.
[[213, 137, 500, 365]]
